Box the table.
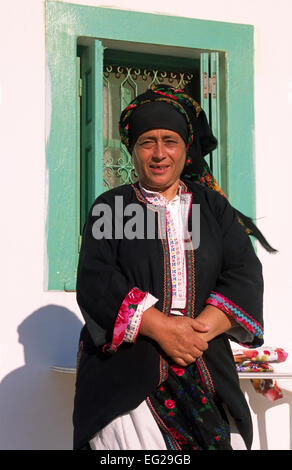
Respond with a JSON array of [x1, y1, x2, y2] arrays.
[[50, 365, 292, 380]]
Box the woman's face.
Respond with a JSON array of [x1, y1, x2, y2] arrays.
[[132, 129, 186, 199]]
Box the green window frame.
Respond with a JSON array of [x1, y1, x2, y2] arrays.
[[46, 0, 255, 291]]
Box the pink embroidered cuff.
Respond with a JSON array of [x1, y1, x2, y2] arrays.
[[206, 291, 263, 346], [124, 292, 158, 343], [103, 287, 147, 354]]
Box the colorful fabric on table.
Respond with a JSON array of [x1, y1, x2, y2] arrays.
[[236, 361, 274, 373], [251, 379, 283, 402], [233, 347, 288, 364], [233, 346, 288, 402]]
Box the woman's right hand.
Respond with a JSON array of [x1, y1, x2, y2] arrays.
[[139, 307, 209, 367]]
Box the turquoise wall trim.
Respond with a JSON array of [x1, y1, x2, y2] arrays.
[[46, 0, 255, 290]]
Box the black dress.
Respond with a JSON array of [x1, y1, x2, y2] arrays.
[[73, 179, 263, 450]]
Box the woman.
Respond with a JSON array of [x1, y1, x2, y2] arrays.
[[73, 85, 268, 450]]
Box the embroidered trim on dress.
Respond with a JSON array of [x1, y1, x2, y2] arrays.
[[184, 247, 195, 319], [160, 211, 173, 317], [123, 294, 148, 343], [146, 397, 181, 450], [158, 357, 169, 385], [179, 189, 195, 319], [138, 186, 184, 303], [131, 184, 171, 381], [196, 357, 216, 397], [206, 291, 264, 344], [166, 209, 185, 302], [132, 183, 173, 317], [103, 287, 147, 353]]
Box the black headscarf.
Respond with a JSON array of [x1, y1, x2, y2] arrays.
[[119, 84, 277, 253], [128, 101, 189, 151]]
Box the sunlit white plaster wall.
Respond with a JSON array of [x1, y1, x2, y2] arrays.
[[0, 0, 83, 450], [0, 0, 291, 450]]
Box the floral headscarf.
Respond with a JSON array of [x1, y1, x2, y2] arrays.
[[119, 84, 276, 253]]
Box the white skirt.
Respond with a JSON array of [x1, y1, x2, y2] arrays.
[[89, 400, 167, 450], [89, 400, 246, 450]]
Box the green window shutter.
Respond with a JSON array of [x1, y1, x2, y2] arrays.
[[200, 52, 211, 170], [80, 40, 104, 232], [210, 52, 221, 186], [200, 52, 226, 195]]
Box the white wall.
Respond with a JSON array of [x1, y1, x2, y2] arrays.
[[0, 0, 291, 450]]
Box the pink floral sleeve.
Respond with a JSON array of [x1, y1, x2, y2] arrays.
[[102, 287, 147, 354], [123, 292, 158, 343]]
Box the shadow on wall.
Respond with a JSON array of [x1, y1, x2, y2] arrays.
[[0, 305, 83, 450]]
